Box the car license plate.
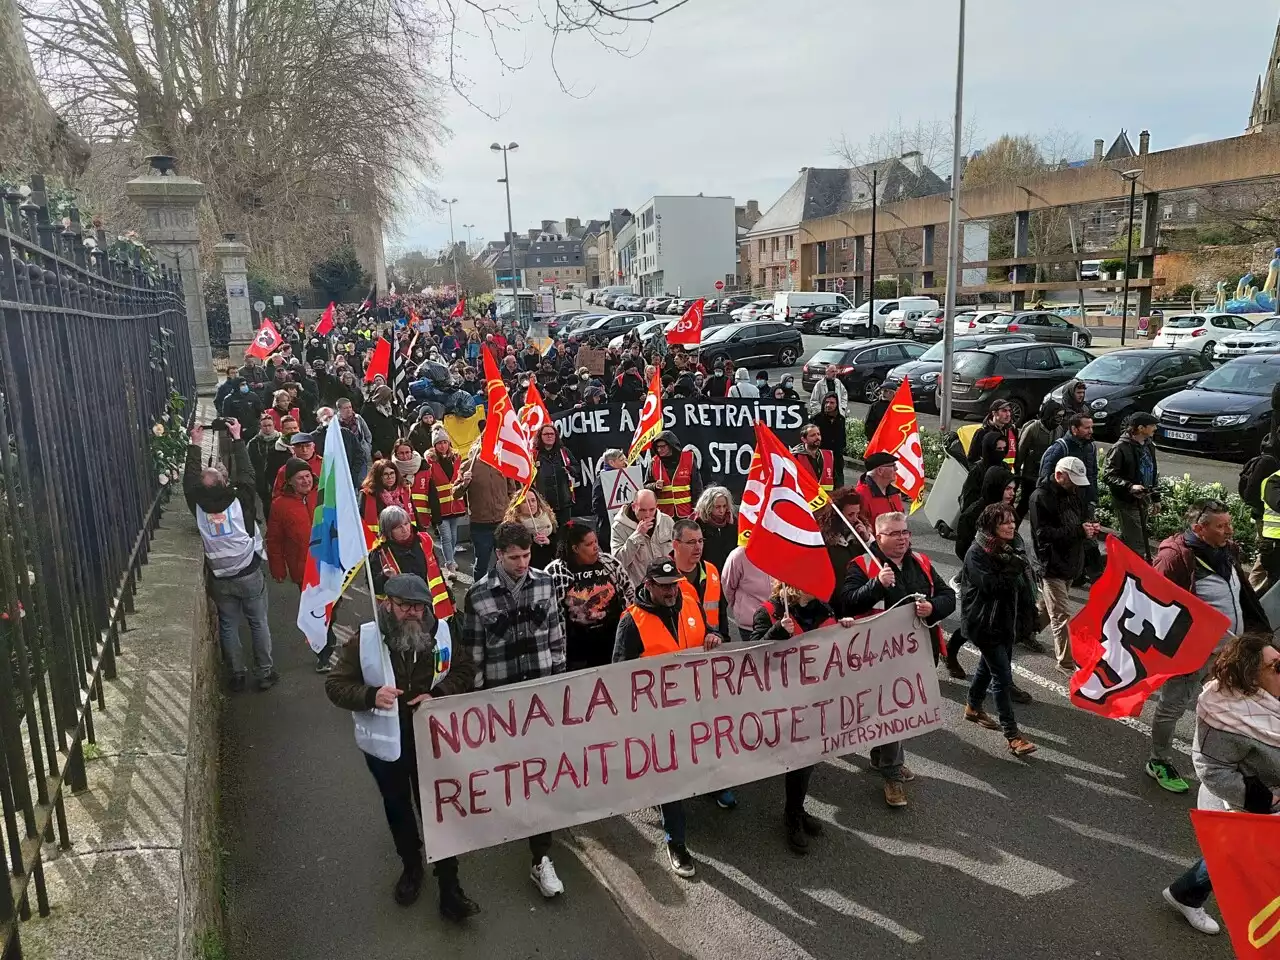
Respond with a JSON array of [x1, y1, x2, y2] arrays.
[[1162, 428, 1197, 442]]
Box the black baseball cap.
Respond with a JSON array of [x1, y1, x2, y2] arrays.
[[645, 559, 684, 585]]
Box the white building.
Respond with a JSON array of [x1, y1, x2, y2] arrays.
[[632, 195, 736, 297]]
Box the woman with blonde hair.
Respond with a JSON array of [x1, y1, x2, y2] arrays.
[[504, 486, 558, 570], [694, 486, 737, 574]]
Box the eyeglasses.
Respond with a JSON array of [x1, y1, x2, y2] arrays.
[[881, 529, 911, 539], [1194, 500, 1228, 525], [390, 599, 426, 614]]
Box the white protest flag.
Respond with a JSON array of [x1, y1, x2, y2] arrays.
[[414, 603, 943, 862], [297, 417, 368, 652]]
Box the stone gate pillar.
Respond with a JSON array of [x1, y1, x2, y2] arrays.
[[124, 156, 218, 390], [213, 235, 254, 366]]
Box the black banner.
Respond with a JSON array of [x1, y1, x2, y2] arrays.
[[550, 399, 808, 497]]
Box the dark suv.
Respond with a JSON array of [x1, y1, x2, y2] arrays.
[[802, 339, 930, 401], [950, 341, 1094, 424]]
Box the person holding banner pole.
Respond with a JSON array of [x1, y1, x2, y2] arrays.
[[613, 558, 723, 878], [751, 580, 857, 853], [838, 511, 956, 806], [459, 521, 568, 898], [324, 574, 479, 922]]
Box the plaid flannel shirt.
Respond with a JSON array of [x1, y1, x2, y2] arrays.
[[461, 567, 566, 689]]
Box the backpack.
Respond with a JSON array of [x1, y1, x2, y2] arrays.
[[1240, 454, 1266, 504]]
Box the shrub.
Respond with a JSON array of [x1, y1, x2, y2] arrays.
[[844, 417, 946, 482]]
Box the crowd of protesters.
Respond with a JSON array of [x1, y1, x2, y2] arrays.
[[188, 293, 1273, 941]]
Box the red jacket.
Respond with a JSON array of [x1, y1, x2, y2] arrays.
[[855, 473, 905, 529], [266, 406, 300, 433], [267, 487, 312, 585], [273, 453, 321, 497]]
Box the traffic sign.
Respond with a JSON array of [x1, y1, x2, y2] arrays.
[[714, 280, 725, 291], [835, 278, 845, 292], [253, 300, 266, 314]]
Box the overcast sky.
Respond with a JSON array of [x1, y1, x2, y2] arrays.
[[390, 0, 1279, 256]]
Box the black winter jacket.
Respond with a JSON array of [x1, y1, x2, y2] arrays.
[[960, 533, 1036, 650], [1028, 477, 1088, 580]]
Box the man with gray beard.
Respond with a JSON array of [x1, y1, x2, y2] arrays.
[[326, 574, 479, 922]]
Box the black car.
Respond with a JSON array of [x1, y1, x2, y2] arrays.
[[801, 338, 930, 401], [882, 334, 1034, 412], [950, 341, 1095, 424], [664, 311, 734, 338], [568, 312, 654, 342], [1045, 348, 1213, 440], [984, 311, 1093, 347], [545, 309, 588, 333], [793, 302, 847, 333], [718, 294, 755, 315], [1152, 353, 1280, 458], [698, 320, 803, 369]]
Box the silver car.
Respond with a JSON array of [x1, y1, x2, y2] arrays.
[[1214, 315, 1280, 360]]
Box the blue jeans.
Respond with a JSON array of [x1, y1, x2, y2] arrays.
[[968, 640, 1018, 739], [437, 516, 461, 566], [470, 522, 497, 579], [661, 800, 686, 845], [208, 566, 274, 679], [1169, 858, 1212, 908]]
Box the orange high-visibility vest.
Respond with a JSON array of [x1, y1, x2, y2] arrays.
[[680, 561, 721, 631], [629, 603, 706, 657], [370, 532, 455, 619], [429, 455, 466, 518], [652, 450, 695, 518]]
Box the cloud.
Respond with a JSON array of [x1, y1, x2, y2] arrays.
[[390, 0, 1275, 255]]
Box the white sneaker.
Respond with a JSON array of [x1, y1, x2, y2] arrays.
[[531, 856, 564, 897], [1162, 887, 1220, 935]]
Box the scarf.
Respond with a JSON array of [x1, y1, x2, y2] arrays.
[[495, 561, 528, 596], [1197, 678, 1280, 748], [393, 454, 421, 481], [520, 510, 554, 540], [1186, 532, 1233, 582]]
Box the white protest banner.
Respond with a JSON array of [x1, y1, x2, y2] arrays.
[[414, 603, 941, 862], [602, 465, 644, 518]]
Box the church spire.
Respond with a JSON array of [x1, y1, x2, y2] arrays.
[[1248, 16, 1280, 132]]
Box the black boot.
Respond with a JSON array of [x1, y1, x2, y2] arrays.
[[785, 814, 809, 855], [439, 882, 481, 922], [394, 860, 424, 906]]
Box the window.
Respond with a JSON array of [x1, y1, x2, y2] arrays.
[[839, 237, 850, 250], [786, 235, 795, 250], [1052, 346, 1092, 369], [553, 255, 568, 263], [759, 269, 767, 285], [1148, 356, 1185, 381], [1163, 204, 1174, 220], [1015, 347, 1055, 371], [771, 237, 779, 253], [902, 342, 928, 359]]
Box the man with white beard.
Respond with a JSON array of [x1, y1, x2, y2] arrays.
[[325, 574, 479, 922]]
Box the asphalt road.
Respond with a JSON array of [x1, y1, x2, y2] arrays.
[[220, 511, 1232, 960], [558, 292, 1240, 493]]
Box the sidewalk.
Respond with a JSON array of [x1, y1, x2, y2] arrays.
[[218, 575, 668, 959]]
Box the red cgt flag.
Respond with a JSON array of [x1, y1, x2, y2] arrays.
[[1068, 534, 1230, 719], [627, 367, 664, 464], [666, 298, 704, 346], [743, 423, 834, 601], [479, 348, 535, 485], [518, 379, 553, 453], [451, 298, 466, 319], [363, 337, 391, 383], [245, 318, 284, 359], [863, 378, 927, 508], [315, 302, 335, 336], [1191, 809, 1280, 956]]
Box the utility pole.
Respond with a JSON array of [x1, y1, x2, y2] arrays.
[[491, 142, 521, 311], [443, 197, 459, 292], [1118, 169, 1142, 347], [939, 0, 967, 431], [868, 167, 878, 324]]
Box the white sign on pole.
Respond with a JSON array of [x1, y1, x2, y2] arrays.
[[272, 295, 285, 306], [601, 465, 644, 517], [414, 604, 941, 861]]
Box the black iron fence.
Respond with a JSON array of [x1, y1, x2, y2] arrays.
[[0, 174, 196, 957]]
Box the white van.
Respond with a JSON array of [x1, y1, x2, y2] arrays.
[[773, 291, 854, 324], [597, 284, 633, 300]]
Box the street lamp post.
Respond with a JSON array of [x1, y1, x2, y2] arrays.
[[939, 0, 967, 431], [1117, 169, 1143, 347], [443, 197, 459, 292], [462, 224, 475, 255], [490, 142, 520, 314]]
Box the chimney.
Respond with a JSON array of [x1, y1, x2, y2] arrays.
[[900, 150, 924, 176], [565, 217, 581, 233], [527, 228, 540, 240], [1139, 130, 1150, 155], [1093, 139, 1104, 162], [747, 199, 760, 217]]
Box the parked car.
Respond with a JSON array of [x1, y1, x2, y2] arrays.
[[984, 311, 1093, 347], [568, 311, 654, 342], [818, 312, 847, 335], [698, 320, 804, 369], [1152, 353, 1280, 458], [882, 334, 1034, 412], [963, 310, 1015, 334], [773, 291, 855, 324], [545, 309, 588, 333], [801, 338, 929, 401], [1045, 348, 1213, 439], [792, 302, 846, 333], [609, 317, 672, 352], [839, 296, 940, 337], [663, 311, 734, 338], [731, 299, 774, 322], [884, 306, 933, 338], [911, 308, 973, 342], [1152, 312, 1253, 358], [718, 294, 755, 314], [665, 298, 695, 315], [949, 341, 1094, 425], [1214, 316, 1280, 361], [559, 289, 574, 300]]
